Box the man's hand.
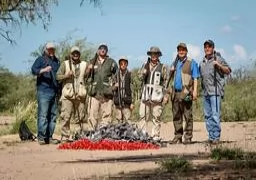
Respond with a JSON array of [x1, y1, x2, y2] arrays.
[[170, 66, 175, 71], [40, 66, 52, 74], [130, 104, 135, 110], [66, 70, 73, 78], [112, 83, 118, 91], [213, 60, 222, 67], [88, 64, 94, 70], [163, 94, 169, 105], [192, 90, 197, 101]]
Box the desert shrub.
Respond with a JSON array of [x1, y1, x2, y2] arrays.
[[10, 101, 37, 134], [156, 156, 192, 173]]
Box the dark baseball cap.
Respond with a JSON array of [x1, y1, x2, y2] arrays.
[[204, 40, 215, 47]]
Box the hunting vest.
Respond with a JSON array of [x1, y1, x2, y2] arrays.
[[113, 70, 132, 106], [62, 60, 87, 100], [173, 57, 193, 99], [88, 57, 116, 99], [141, 63, 164, 103]]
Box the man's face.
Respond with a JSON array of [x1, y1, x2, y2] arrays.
[[98, 47, 107, 57], [119, 60, 128, 71], [71, 51, 80, 61], [204, 44, 214, 56], [150, 53, 160, 63], [177, 47, 187, 59], [47, 48, 55, 57]]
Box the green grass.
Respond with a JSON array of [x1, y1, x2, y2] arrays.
[[156, 156, 192, 173], [210, 146, 256, 170], [210, 147, 244, 161], [10, 101, 37, 134]]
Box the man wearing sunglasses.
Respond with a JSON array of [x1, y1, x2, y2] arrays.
[[85, 44, 118, 130], [200, 40, 231, 144]]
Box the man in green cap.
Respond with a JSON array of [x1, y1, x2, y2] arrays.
[[113, 56, 134, 123], [168, 43, 200, 144], [138, 46, 169, 142], [85, 43, 118, 130], [56, 46, 88, 142]]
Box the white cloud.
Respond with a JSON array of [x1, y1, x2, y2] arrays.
[[233, 44, 247, 60], [221, 25, 232, 33], [187, 44, 201, 60], [231, 15, 240, 21]]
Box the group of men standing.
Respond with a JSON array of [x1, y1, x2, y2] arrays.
[[31, 40, 231, 145]]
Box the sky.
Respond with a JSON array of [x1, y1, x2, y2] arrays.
[[0, 0, 255, 73]]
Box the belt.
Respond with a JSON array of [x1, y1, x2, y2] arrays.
[[174, 89, 182, 93]]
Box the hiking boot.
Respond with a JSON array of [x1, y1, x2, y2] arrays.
[[38, 139, 46, 145], [152, 136, 161, 143], [183, 139, 192, 144], [49, 138, 60, 145], [170, 137, 182, 144], [61, 136, 73, 143], [211, 139, 220, 145]]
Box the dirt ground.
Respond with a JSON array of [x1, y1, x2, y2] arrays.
[[0, 118, 256, 180]]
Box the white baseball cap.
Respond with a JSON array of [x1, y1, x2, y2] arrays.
[[71, 46, 80, 53], [45, 42, 55, 49]]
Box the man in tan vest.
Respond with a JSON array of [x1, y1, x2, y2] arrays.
[[85, 44, 118, 130], [169, 43, 200, 144], [56, 46, 87, 142], [138, 46, 169, 142]]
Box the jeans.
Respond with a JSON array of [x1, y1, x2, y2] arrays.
[[203, 95, 221, 141], [37, 91, 57, 140]]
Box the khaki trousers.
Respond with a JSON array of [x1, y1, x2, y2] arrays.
[[115, 106, 131, 123], [60, 98, 85, 138], [138, 101, 163, 138], [87, 97, 113, 130]]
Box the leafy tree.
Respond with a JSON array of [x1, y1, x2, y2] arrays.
[[30, 33, 96, 62], [0, 0, 101, 44]]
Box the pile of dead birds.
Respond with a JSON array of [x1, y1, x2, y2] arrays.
[[58, 123, 160, 151], [74, 122, 152, 142]]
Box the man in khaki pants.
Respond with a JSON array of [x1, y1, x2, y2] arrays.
[[56, 46, 87, 142], [113, 56, 134, 123], [138, 46, 169, 142], [85, 44, 118, 130]]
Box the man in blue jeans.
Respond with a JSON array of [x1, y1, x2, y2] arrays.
[[31, 42, 60, 145], [200, 40, 231, 144]]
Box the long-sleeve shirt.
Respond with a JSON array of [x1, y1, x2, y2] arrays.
[[31, 55, 60, 95]]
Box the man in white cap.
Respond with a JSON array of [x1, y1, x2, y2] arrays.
[[31, 42, 60, 145], [85, 43, 118, 130], [138, 46, 169, 142], [113, 56, 134, 123], [56, 46, 88, 142]]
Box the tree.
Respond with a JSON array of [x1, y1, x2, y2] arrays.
[[30, 32, 96, 62], [0, 0, 101, 44]]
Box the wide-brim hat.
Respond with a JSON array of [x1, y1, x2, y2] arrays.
[[118, 56, 128, 64], [147, 46, 162, 56]]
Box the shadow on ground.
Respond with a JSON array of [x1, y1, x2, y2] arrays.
[[105, 162, 256, 180]]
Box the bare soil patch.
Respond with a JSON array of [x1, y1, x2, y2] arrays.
[[0, 121, 256, 180]]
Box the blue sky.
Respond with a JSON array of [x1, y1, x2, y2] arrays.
[[0, 0, 255, 73]]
